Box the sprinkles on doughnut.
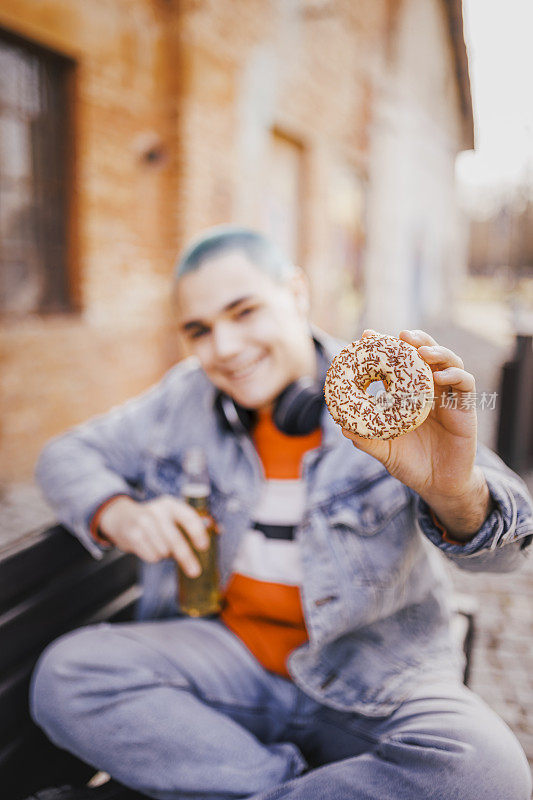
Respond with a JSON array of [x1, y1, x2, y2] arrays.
[[324, 332, 434, 440]]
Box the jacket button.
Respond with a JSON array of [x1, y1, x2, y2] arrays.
[[361, 505, 376, 527]]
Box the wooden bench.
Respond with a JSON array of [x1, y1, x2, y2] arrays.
[[0, 525, 140, 800]]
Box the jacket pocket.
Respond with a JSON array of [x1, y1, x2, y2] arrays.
[[325, 478, 410, 537], [145, 454, 184, 496]]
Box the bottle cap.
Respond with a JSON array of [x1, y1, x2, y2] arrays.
[[183, 447, 207, 477]]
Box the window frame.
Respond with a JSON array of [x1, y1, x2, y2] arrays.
[[0, 26, 78, 317]]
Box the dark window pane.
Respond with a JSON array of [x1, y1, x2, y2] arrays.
[[0, 30, 72, 314]]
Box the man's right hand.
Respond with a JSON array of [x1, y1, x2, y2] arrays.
[[97, 495, 209, 577]]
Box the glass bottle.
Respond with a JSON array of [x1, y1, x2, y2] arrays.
[[177, 447, 222, 617]]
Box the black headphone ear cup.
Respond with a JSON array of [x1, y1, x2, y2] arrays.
[[236, 404, 256, 432], [272, 343, 328, 435], [215, 393, 255, 433], [273, 378, 324, 436]]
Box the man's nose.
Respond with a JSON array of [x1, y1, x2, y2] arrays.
[[212, 322, 242, 360]]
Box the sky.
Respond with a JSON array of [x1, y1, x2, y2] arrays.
[[455, 0, 533, 207]]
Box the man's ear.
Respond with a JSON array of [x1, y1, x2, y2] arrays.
[[172, 283, 194, 357], [287, 266, 311, 317]]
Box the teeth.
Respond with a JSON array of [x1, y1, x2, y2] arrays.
[[229, 356, 263, 379]]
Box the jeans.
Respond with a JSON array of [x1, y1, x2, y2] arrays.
[[30, 617, 532, 800]]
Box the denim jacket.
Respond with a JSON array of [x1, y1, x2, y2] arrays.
[[35, 330, 533, 716]]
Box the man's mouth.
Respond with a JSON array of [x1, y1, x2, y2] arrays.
[[226, 354, 265, 381]]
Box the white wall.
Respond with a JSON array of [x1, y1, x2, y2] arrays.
[[363, 0, 466, 335]]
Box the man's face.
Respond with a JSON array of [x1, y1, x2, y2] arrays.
[[175, 250, 315, 410]]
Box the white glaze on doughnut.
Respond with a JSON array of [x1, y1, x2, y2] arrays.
[[324, 333, 434, 439]]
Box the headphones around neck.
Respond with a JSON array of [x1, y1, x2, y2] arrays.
[[215, 343, 328, 437]]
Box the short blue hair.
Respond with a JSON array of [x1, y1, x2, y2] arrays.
[[174, 225, 295, 282]]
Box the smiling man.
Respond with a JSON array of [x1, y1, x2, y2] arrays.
[[175, 244, 316, 412], [30, 226, 533, 800]]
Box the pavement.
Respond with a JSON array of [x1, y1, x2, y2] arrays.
[[2, 316, 533, 775]]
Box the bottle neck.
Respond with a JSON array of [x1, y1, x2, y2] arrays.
[[182, 480, 210, 513]]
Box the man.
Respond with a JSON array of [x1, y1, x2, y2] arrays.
[[31, 226, 533, 800]]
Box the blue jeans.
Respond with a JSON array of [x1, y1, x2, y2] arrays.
[[30, 618, 531, 800]]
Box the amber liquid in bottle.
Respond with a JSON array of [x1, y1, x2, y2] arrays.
[[177, 449, 222, 617]]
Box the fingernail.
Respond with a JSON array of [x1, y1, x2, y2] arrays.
[[188, 563, 201, 578]]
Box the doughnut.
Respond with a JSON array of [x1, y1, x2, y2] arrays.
[[324, 332, 434, 439]]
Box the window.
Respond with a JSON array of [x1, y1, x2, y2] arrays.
[[0, 29, 73, 314], [327, 159, 366, 293], [325, 158, 367, 337], [261, 129, 305, 264]]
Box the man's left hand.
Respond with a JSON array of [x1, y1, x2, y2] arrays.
[[341, 329, 493, 542]]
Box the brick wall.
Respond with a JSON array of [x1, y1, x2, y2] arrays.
[[0, 0, 390, 483], [0, 0, 466, 484], [0, 0, 181, 482]]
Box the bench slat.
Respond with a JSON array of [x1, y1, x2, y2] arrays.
[[0, 553, 138, 674], [0, 526, 93, 611], [0, 523, 143, 799], [0, 584, 143, 745]]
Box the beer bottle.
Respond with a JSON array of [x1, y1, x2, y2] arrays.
[[177, 447, 222, 617]]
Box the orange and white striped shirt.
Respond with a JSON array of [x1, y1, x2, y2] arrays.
[[221, 410, 321, 678]]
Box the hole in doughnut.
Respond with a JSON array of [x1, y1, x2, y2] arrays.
[[365, 380, 387, 397], [364, 378, 394, 410]]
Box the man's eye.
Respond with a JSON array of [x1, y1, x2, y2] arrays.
[[235, 306, 255, 319], [189, 328, 209, 340]]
